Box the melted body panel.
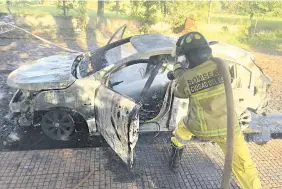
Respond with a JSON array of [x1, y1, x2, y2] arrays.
[[33, 75, 101, 133], [95, 85, 140, 167], [7, 54, 77, 90], [130, 34, 174, 53]]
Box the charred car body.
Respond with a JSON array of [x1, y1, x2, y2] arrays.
[[7, 26, 271, 166]]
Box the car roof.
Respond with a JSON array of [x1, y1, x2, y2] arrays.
[[106, 33, 259, 73], [130, 34, 174, 53]]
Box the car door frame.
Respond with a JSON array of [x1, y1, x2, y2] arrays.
[[102, 56, 175, 130], [94, 83, 140, 168], [107, 24, 127, 45]]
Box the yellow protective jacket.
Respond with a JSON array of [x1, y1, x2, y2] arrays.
[[174, 59, 240, 137]]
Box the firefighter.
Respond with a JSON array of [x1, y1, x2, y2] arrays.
[[168, 32, 261, 189]]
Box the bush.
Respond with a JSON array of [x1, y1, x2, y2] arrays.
[[129, 1, 161, 34], [75, 0, 87, 31], [272, 8, 282, 17], [149, 22, 172, 34], [237, 19, 252, 38], [239, 30, 282, 49], [164, 1, 209, 33]]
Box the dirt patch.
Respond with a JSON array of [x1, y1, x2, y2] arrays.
[[252, 48, 282, 113], [0, 73, 17, 150]]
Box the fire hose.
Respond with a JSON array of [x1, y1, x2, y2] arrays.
[[167, 57, 235, 188], [213, 57, 235, 189]]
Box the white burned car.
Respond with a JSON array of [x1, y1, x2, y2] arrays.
[[7, 26, 271, 166]]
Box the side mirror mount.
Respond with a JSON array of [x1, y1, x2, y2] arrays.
[[167, 71, 175, 80]]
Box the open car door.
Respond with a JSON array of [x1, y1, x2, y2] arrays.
[[107, 24, 127, 45], [95, 85, 140, 168]]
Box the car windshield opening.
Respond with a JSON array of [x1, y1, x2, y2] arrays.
[[105, 42, 138, 66]]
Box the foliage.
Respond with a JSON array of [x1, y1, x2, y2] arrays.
[[75, 0, 88, 31], [269, 2, 282, 17], [56, 0, 75, 16], [248, 2, 272, 20], [76, 0, 87, 16], [239, 30, 282, 49], [219, 1, 281, 20], [130, 1, 161, 33], [140, 1, 160, 33], [1, 0, 282, 50], [237, 19, 252, 37], [5, 0, 30, 11], [109, 1, 127, 15], [164, 1, 209, 32]]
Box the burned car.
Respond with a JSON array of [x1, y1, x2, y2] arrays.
[[7, 25, 271, 166]]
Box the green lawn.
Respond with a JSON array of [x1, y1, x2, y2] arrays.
[[1, 3, 281, 30], [0, 4, 61, 15], [209, 13, 282, 30], [0, 3, 129, 19], [0, 3, 281, 49]]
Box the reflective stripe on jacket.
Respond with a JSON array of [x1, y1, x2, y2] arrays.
[[174, 59, 240, 137]]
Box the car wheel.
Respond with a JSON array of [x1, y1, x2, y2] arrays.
[[239, 110, 252, 131], [41, 109, 75, 141]]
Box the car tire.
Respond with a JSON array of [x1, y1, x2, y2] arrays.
[[41, 109, 75, 141]]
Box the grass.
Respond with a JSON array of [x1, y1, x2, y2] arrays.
[[0, 2, 131, 19], [204, 30, 282, 50], [0, 3, 281, 50], [200, 30, 250, 49], [198, 13, 282, 50], [240, 31, 282, 50], [208, 13, 282, 30]]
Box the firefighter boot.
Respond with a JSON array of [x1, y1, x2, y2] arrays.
[[169, 144, 184, 171]]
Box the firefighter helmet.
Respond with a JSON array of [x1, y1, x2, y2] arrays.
[[174, 32, 210, 56]]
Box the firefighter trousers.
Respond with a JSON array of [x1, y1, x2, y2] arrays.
[[171, 119, 262, 189]]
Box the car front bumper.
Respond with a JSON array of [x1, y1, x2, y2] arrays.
[[9, 89, 35, 126]]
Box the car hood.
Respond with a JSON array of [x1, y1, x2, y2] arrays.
[[7, 54, 77, 91]]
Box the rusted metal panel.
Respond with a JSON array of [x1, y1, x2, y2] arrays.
[[95, 85, 140, 167]]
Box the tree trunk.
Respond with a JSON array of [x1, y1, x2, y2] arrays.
[[207, 1, 212, 24], [115, 1, 119, 15], [254, 19, 258, 35], [6, 0, 12, 14], [250, 12, 254, 20], [97, 1, 105, 29], [63, 0, 67, 17], [162, 1, 167, 17], [97, 1, 104, 17]]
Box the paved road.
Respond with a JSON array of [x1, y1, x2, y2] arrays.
[[0, 133, 282, 189]]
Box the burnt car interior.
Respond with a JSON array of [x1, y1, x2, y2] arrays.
[[70, 25, 176, 123], [106, 55, 174, 121], [226, 61, 254, 94], [71, 37, 134, 79]]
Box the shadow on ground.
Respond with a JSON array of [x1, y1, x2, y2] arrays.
[[2, 126, 108, 151], [102, 132, 240, 189]]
